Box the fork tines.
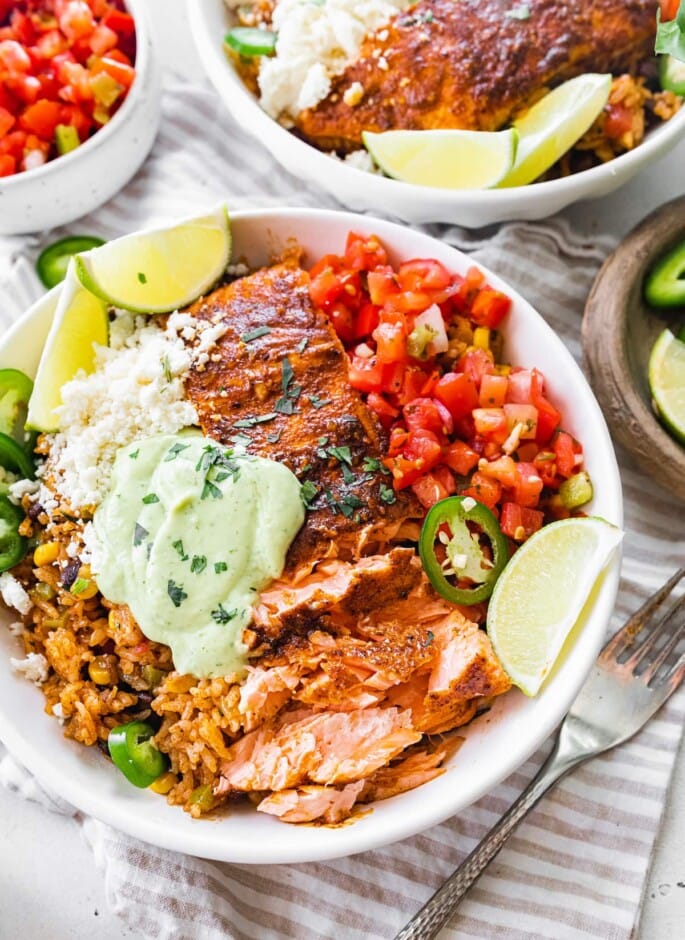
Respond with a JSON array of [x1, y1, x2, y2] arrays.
[[601, 568, 685, 686]]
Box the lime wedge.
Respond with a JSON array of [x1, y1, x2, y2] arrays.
[[27, 262, 108, 432], [362, 128, 518, 190], [74, 205, 231, 314], [499, 73, 612, 188], [648, 328, 685, 444], [486, 517, 622, 696]]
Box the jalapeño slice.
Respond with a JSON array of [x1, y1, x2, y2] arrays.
[[419, 496, 509, 605]]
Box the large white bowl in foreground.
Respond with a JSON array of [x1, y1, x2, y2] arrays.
[[0, 208, 622, 864], [0, 0, 161, 236], [189, 0, 685, 227]]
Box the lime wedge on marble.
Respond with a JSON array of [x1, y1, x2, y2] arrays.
[[74, 205, 231, 314], [499, 73, 612, 187], [487, 517, 623, 695], [649, 328, 685, 445], [362, 128, 518, 189], [27, 262, 109, 432]]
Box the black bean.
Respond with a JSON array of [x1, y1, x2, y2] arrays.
[[61, 558, 80, 590], [27, 501, 44, 520]]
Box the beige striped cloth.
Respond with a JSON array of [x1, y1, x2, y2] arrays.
[[1, 81, 683, 940]]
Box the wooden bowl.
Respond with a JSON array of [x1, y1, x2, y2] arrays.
[[582, 195, 685, 501]]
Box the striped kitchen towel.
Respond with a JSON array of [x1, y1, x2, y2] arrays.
[[0, 80, 683, 940]]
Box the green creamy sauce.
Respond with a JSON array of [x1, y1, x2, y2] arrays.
[[93, 431, 304, 679]]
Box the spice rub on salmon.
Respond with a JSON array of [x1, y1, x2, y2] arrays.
[[296, 0, 657, 153], [183, 260, 420, 574]]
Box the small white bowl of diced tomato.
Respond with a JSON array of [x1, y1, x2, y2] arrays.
[[0, 0, 161, 234]]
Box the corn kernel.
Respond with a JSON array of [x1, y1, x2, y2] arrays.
[[149, 771, 177, 795], [494, 364, 512, 376], [88, 654, 119, 686], [473, 327, 490, 350], [33, 542, 60, 566]]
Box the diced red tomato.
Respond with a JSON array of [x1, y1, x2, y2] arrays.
[[660, 0, 680, 18], [403, 397, 447, 436], [344, 232, 388, 271], [462, 472, 502, 510], [444, 440, 479, 476], [473, 408, 509, 444], [534, 450, 558, 487], [386, 429, 442, 490], [477, 455, 518, 488], [366, 391, 399, 423], [553, 431, 577, 478], [500, 503, 544, 541], [457, 348, 495, 388], [348, 353, 385, 393], [367, 266, 399, 305], [397, 258, 452, 293], [0, 152, 16, 175], [508, 462, 544, 508], [603, 104, 635, 141], [470, 287, 511, 329], [435, 372, 479, 420], [0, 1, 137, 178], [374, 320, 406, 363], [479, 373, 508, 408], [0, 106, 15, 137], [353, 302, 380, 339], [452, 266, 485, 312], [412, 468, 454, 509]]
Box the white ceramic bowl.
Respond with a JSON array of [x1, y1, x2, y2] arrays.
[[0, 0, 161, 236], [189, 0, 685, 227], [0, 208, 622, 864]]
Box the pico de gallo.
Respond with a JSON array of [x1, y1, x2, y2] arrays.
[[308, 233, 593, 553], [0, 0, 136, 178]]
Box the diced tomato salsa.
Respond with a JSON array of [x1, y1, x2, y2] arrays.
[[0, 0, 136, 177], [309, 233, 587, 543]]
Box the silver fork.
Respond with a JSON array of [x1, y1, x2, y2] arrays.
[[395, 567, 685, 940]]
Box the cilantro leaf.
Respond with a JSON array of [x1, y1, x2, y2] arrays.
[[164, 442, 190, 461], [142, 493, 159, 504], [379, 484, 397, 505], [241, 326, 271, 343], [191, 554, 207, 574], [167, 580, 187, 608], [214, 561, 228, 573], [211, 603, 237, 624], [172, 539, 188, 562], [233, 413, 278, 429], [133, 523, 148, 546], [301, 480, 319, 509]]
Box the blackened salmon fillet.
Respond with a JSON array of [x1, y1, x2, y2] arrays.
[[183, 261, 419, 573], [296, 0, 657, 152]]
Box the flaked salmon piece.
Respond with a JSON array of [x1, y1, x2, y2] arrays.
[[238, 664, 301, 732], [253, 548, 422, 641], [216, 706, 421, 794], [183, 262, 420, 575], [386, 612, 511, 734], [360, 738, 462, 803], [257, 781, 365, 824]]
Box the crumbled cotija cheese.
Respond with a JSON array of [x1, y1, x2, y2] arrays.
[[46, 312, 202, 509], [256, 0, 409, 121], [10, 652, 49, 686], [0, 572, 32, 615]]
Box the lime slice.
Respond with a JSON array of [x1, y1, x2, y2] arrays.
[[27, 262, 108, 432], [499, 73, 612, 188], [362, 128, 518, 190], [648, 328, 685, 444], [486, 517, 622, 696], [74, 205, 231, 314]]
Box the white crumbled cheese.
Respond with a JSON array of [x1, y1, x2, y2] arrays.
[[0, 572, 32, 615], [10, 652, 49, 686], [45, 313, 200, 509], [8, 477, 40, 505], [257, 0, 409, 121], [52, 702, 65, 724], [343, 149, 381, 173], [343, 81, 365, 107], [226, 262, 250, 277], [8, 621, 23, 637]]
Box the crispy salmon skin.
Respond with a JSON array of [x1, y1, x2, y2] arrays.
[[296, 0, 657, 152]]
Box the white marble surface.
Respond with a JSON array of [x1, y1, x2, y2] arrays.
[[0, 1, 684, 937]]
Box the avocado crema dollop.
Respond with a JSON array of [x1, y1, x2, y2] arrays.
[[92, 432, 304, 679]]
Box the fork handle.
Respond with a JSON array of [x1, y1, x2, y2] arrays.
[[394, 734, 587, 940]]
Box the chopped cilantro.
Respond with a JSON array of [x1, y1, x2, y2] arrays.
[[275, 396, 296, 415], [133, 523, 148, 546], [202, 479, 223, 500], [161, 355, 172, 382], [233, 413, 278, 429], [341, 463, 355, 485], [211, 603, 237, 624], [172, 539, 188, 562], [363, 456, 389, 474], [167, 580, 187, 608], [318, 436, 329, 446], [241, 325, 271, 343], [164, 442, 190, 462], [309, 394, 331, 409], [190, 554, 207, 574], [424, 630, 435, 647], [231, 432, 252, 448], [281, 356, 295, 392], [338, 493, 364, 518], [266, 429, 283, 444], [296, 337, 308, 354], [129, 448, 140, 460], [301, 480, 319, 509], [379, 484, 397, 505], [142, 493, 159, 504], [328, 445, 353, 466], [214, 561, 228, 573], [137, 272, 147, 284]]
